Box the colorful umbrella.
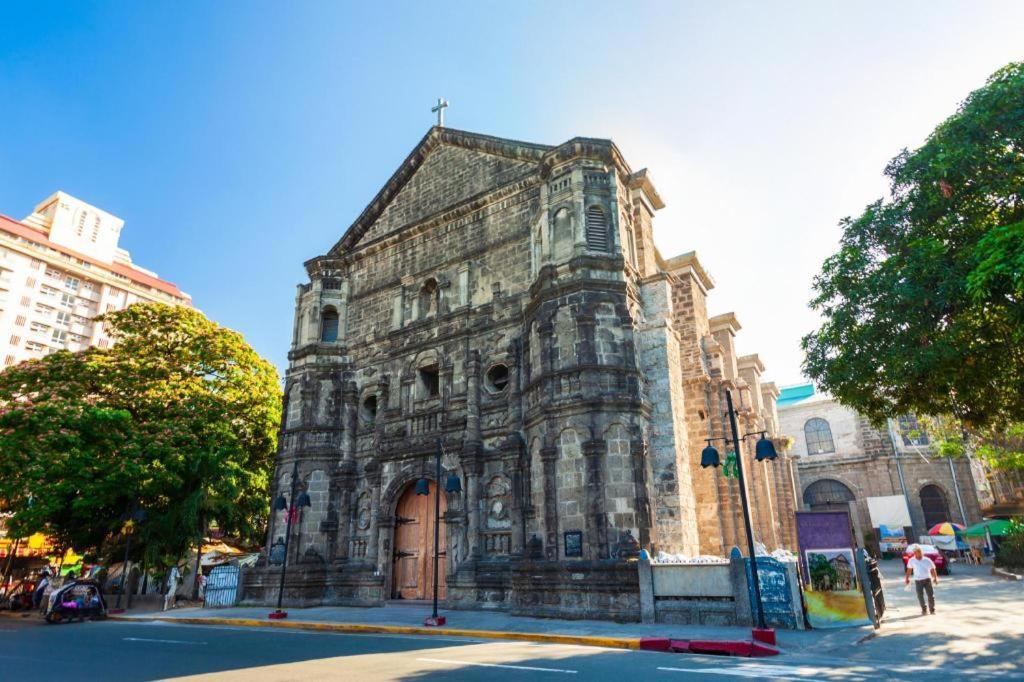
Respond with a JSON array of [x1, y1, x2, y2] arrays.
[[964, 519, 1012, 538], [927, 522, 966, 536]]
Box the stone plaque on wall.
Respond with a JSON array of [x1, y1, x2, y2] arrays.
[[564, 530, 583, 558]]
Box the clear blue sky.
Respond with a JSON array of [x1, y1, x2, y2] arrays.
[[2, 2, 1022, 385]]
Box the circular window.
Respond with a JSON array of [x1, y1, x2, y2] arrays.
[[360, 395, 378, 422], [485, 364, 510, 393]]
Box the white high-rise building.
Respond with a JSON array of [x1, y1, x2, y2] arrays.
[[0, 191, 191, 368]]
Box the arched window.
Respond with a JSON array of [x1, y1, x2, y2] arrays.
[[920, 485, 950, 528], [585, 205, 609, 251], [294, 311, 304, 345], [803, 479, 855, 511], [419, 279, 438, 319], [804, 418, 835, 455], [551, 207, 573, 259], [320, 307, 339, 342]]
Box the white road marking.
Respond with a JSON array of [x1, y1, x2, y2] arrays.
[[659, 665, 808, 680], [122, 637, 207, 645], [417, 657, 578, 674]]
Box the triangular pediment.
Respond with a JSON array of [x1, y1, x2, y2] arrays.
[[330, 128, 551, 254]]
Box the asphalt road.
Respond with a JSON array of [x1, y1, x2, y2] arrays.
[[1, 615, 1017, 681]]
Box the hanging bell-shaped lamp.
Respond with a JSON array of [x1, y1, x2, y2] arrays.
[[445, 471, 462, 494], [755, 433, 779, 462], [296, 491, 312, 508], [273, 494, 288, 511], [700, 442, 721, 468], [415, 477, 431, 496]]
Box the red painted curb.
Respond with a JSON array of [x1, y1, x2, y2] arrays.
[[641, 637, 780, 658], [639, 637, 672, 652]]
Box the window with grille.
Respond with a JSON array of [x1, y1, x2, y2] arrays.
[[803, 479, 855, 510], [14, 315, 25, 326], [585, 205, 609, 251], [898, 414, 929, 446], [804, 417, 836, 454]]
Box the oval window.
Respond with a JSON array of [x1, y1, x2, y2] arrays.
[[360, 395, 378, 422], [485, 364, 510, 393]]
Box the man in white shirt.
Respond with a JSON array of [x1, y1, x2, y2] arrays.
[[905, 546, 939, 615]]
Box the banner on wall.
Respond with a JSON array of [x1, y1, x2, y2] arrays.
[[867, 495, 912, 529]]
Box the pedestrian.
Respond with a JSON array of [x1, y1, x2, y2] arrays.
[[32, 567, 51, 610], [905, 546, 938, 615], [164, 565, 181, 611]]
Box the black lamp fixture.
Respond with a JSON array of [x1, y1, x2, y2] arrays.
[[698, 389, 782, 638], [755, 433, 779, 462], [416, 440, 462, 627], [269, 461, 309, 620], [701, 441, 722, 469], [444, 471, 463, 494]]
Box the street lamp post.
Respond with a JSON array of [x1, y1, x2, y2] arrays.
[[416, 439, 461, 627], [700, 388, 779, 642], [114, 504, 147, 611], [268, 461, 310, 620]]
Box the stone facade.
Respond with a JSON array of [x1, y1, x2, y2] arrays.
[[777, 387, 985, 543], [244, 127, 799, 619]]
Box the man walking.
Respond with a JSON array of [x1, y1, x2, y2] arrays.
[[905, 546, 939, 615]]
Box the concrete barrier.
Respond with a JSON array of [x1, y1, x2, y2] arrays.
[[638, 549, 803, 629]]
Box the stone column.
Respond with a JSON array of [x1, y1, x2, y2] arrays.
[[631, 438, 655, 551], [506, 447, 526, 557], [576, 312, 598, 400], [582, 438, 608, 560], [333, 459, 356, 563], [508, 339, 523, 427], [464, 454, 483, 560], [457, 263, 471, 307], [466, 351, 482, 443], [541, 446, 560, 559], [365, 463, 382, 568], [340, 380, 358, 459]]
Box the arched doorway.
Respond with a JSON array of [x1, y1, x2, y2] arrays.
[[920, 485, 950, 529], [803, 479, 855, 512], [392, 481, 447, 600]]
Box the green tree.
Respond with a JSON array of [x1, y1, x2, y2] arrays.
[[803, 62, 1024, 442], [0, 303, 281, 567]]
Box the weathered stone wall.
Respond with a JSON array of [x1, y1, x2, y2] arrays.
[[779, 395, 984, 539], [253, 127, 794, 618]]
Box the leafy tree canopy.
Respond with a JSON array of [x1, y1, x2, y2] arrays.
[[0, 303, 281, 567], [804, 62, 1024, 441]]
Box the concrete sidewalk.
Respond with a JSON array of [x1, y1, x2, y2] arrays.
[[109, 600, 873, 656]]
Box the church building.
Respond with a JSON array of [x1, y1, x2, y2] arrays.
[[244, 126, 799, 620]]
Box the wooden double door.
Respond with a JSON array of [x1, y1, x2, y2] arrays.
[[392, 481, 447, 600]]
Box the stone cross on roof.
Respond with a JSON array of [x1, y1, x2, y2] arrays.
[[431, 97, 449, 127]]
